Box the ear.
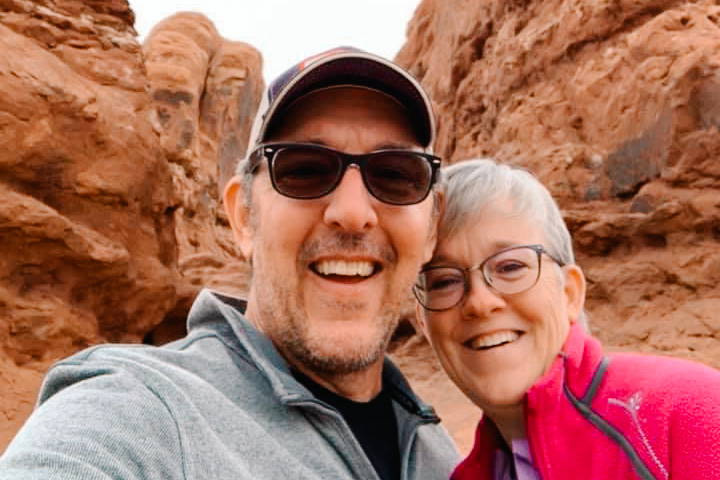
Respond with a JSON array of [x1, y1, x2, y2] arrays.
[[422, 189, 445, 263], [223, 175, 254, 260], [562, 264, 586, 324]]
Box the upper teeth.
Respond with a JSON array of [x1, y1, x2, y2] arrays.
[[469, 331, 520, 350], [315, 260, 374, 277]]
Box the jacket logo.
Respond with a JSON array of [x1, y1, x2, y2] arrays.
[[608, 392, 668, 480]]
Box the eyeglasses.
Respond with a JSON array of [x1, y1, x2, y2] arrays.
[[248, 142, 441, 205], [413, 244, 565, 312]]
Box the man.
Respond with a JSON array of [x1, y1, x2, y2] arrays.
[[0, 47, 459, 479]]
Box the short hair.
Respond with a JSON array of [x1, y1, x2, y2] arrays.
[[440, 158, 575, 265], [440, 159, 588, 328], [235, 155, 255, 207]]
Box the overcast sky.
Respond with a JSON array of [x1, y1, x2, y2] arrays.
[[131, 0, 421, 83]]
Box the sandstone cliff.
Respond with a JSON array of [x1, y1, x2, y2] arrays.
[[0, 1, 261, 450]]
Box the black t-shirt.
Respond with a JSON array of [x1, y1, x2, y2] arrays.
[[293, 370, 401, 480]]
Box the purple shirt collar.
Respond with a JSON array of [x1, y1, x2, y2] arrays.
[[493, 438, 540, 480]]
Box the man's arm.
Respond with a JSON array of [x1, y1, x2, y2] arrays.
[[0, 360, 185, 479]]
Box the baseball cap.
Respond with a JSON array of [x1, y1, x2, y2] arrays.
[[246, 46, 435, 153]]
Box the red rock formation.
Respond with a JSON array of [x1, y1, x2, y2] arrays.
[[142, 12, 262, 343], [0, 2, 261, 451], [397, 0, 720, 451], [0, 0, 175, 448]]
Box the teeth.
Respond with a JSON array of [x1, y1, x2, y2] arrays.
[[469, 331, 520, 350], [315, 260, 374, 277]]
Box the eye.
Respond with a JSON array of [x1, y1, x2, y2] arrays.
[[429, 277, 462, 291], [275, 159, 331, 178], [491, 259, 530, 279], [369, 165, 416, 184], [422, 270, 464, 292], [366, 153, 427, 184]]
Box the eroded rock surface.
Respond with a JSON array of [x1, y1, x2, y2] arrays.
[[397, 0, 720, 451], [0, 3, 260, 451], [0, 0, 175, 449], [142, 12, 261, 343]]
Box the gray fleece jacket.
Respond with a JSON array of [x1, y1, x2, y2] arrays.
[[0, 290, 459, 479]]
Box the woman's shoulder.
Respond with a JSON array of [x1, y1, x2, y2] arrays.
[[603, 350, 720, 406]]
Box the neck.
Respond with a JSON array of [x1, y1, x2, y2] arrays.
[[486, 404, 526, 446], [291, 358, 384, 402]]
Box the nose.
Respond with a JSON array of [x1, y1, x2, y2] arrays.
[[461, 271, 507, 319], [323, 165, 378, 232]]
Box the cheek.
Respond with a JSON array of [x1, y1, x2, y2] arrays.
[[424, 314, 460, 360], [526, 287, 571, 354], [257, 200, 318, 253], [387, 208, 435, 263]]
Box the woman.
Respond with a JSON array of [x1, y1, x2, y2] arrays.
[[413, 159, 720, 479]]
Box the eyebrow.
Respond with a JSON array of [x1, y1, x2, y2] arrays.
[[295, 137, 329, 146], [428, 240, 524, 266], [373, 141, 420, 151]]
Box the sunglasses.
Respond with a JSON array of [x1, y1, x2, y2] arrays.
[[248, 143, 441, 205]]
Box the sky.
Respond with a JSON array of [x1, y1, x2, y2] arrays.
[[131, 0, 421, 83]]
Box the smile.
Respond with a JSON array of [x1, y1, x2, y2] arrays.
[[464, 330, 522, 351], [310, 259, 381, 282]]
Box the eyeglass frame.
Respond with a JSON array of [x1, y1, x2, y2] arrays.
[[413, 244, 566, 312], [247, 142, 442, 206]]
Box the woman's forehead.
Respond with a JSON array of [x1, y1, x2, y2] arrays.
[[434, 208, 545, 262]]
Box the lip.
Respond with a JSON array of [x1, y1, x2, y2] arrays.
[[308, 255, 384, 284], [462, 328, 525, 351]]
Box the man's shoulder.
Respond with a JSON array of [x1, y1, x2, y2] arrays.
[[39, 321, 262, 406], [59, 322, 233, 368]]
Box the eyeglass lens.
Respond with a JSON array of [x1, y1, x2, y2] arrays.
[[414, 246, 542, 311], [270, 146, 433, 205]]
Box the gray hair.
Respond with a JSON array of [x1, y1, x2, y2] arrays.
[[440, 158, 588, 328], [441, 158, 574, 265], [234, 155, 256, 207]]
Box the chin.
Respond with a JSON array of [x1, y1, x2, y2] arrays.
[[300, 339, 387, 375], [289, 323, 392, 375], [464, 381, 529, 411]]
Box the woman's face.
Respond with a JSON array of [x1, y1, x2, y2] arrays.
[[416, 201, 585, 415]]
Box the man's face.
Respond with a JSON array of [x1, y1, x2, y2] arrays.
[[231, 86, 437, 376]]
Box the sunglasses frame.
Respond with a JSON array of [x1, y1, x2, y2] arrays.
[[248, 142, 442, 205]]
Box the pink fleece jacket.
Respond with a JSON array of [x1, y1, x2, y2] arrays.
[[452, 324, 720, 479]]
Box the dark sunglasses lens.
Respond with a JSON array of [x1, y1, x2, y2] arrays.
[[364, 153, 432, 205], [271, 147, 341, 198]]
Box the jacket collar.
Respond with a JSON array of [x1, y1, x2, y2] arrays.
[[527, 322, 605, 411], [186, 289, 438, 420]]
